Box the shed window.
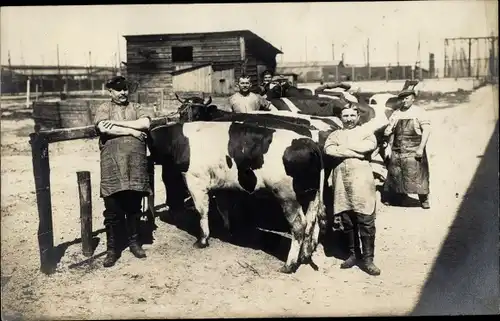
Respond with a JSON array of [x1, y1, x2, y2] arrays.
[[172, 46, 193, 62]]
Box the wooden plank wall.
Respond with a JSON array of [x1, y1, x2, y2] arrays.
[[172, 65, 213, 93], [211, 68, 235, 95], [126, 34, 244, 104], [244, 41, 276, 85]]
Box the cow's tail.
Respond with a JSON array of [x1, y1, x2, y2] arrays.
[[300, 142, 326, 263]]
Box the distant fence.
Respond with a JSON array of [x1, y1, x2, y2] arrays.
[[278, 58, 498, 84], [2, 77, 109, 96]]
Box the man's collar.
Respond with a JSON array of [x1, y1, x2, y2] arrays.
[[111, 99, 130, 106]]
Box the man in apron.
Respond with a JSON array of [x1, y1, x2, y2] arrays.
[[94, 76, 155, 267], [324, 103, 381, 276], [382, 85, 431, 209]]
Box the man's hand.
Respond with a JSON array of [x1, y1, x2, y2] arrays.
[[415, 147, 424, 160], [130, 129, 148, 141]]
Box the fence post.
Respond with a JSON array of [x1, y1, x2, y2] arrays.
[[77, 171, 93, 257], [26, 78, 31, 108], [385, 67, 389, 82], [351, 65, 355, 81], [29, 132, 55, 274], [160, 90, 164, 115], [335, 65, 339, 82]]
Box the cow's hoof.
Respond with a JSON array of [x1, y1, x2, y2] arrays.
[[193, 240, 209, 249], [279, 264, 297, 274]]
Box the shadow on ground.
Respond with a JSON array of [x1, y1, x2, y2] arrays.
[[156, 190, 333, 264], [410, 121, 499, 316]]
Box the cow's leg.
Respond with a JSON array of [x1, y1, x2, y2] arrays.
[[161, 166, 187, 213], [300, 192, 322, 264], [184, 175, 211, 249], [279, 200, 306, 274]]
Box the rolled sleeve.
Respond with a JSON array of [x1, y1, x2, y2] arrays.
[[418, 108, 431, 126], [324, 131, 339, 150]]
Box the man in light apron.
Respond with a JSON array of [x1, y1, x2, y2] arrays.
[[324, 103, 381, 276], [94, 76, 155, 267]]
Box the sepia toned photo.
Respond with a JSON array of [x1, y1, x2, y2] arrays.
[[1, 1, 498, 319]]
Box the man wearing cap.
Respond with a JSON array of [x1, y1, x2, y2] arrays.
[[382, 83, 431, 209], [94, 76, 155, 267], [229, 74, 275, 113]]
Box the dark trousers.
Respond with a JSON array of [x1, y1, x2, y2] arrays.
[[340, 211, 376, 259], [103, 190, 146, 250]]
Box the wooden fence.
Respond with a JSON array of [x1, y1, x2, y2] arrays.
[[29, 117, 175, 274]]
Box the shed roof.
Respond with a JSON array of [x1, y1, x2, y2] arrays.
[[123, 30, 283, 55]]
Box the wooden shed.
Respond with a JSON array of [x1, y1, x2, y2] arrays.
[[123, 30, 283, 104]]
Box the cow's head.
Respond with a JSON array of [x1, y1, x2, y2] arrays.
[[175, 93, 216, 122]]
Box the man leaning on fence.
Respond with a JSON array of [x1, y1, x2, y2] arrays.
[[94, 76, 155, 268]]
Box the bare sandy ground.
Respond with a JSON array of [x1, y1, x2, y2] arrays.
[[1, 85, 498, 319]]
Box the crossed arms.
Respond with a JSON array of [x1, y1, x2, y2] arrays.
[[94, 103, 152, 139], [324, 133, 378, 160]]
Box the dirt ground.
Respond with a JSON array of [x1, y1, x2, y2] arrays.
[[1, 86, 498, 319]]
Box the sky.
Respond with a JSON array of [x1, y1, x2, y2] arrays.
[[1, 1, 498, 73]]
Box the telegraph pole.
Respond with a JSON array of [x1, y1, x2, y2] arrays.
[[468, 38, 472, 77], [367, 38, 371, 79], [305, 36, 308, 62], [57, 45, 62, 95], [89, 51, 94, 92]]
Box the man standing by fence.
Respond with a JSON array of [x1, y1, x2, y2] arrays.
[[94, 76, 155, 267]]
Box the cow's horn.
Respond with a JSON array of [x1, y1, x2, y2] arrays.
[[175, 93, 185, 103]]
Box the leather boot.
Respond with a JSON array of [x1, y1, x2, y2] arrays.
[[103, 225, 120, 268], [127, 214, 146, 258], [360, 235, 381, 276], [340, 229, 357, 269]]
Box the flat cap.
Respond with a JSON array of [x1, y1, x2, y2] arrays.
[[105, 76, 128, 91]]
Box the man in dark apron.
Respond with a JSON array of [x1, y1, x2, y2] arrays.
[[382, 85, 431, 209], [94, 76, 155, 267]]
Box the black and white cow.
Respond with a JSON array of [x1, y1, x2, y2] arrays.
[[147, 121, 326, 274], [174, 94, 389, 206]]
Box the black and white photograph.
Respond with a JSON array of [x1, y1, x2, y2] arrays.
[[1, 1, 498, 318]]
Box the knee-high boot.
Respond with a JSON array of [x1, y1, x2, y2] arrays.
[[103, 224, 120, 267], [360, 234, 381, 276], [340, 229, 358, 269], [127, 214, 146, 258]]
